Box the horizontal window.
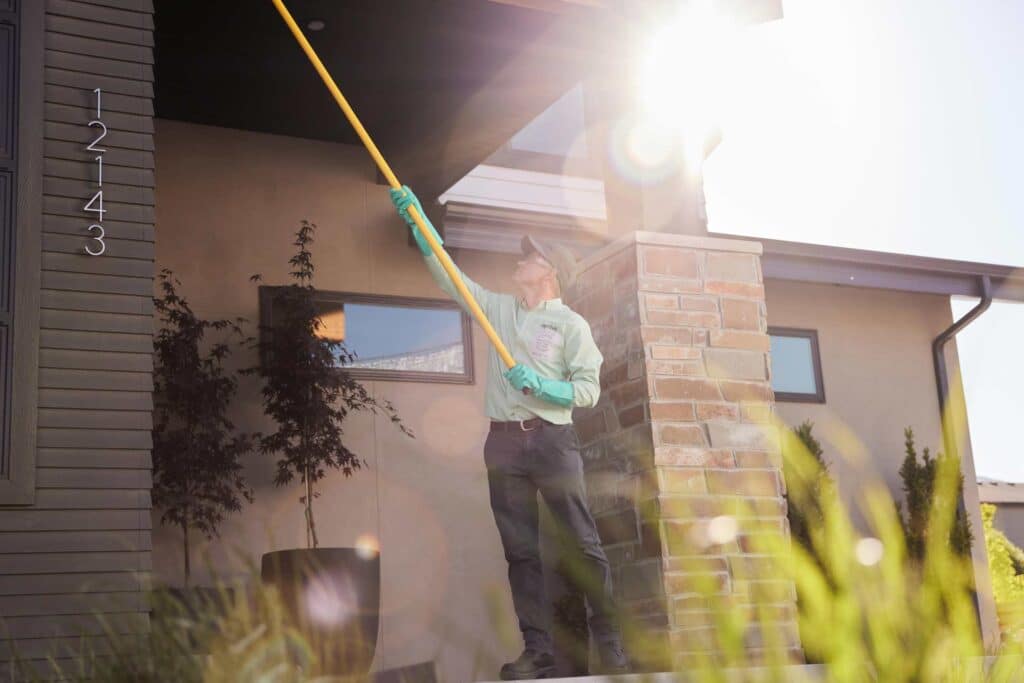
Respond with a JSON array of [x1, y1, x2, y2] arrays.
[[768, 327, 825, 403], [260, 289, 474, 385]]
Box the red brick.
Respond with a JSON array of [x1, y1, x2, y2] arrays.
[[706, 253, 759, 283], [659, 424, 707, 447], [638, 276, 703, 294], [679, 295, 719, 312], [719, 380, 773, 402], [709, 330, 770, 352], [704, 348, 767, 381], [665, 572, 729, 597], [648, 360, 705, 377], [735, 450, 779, 468], [641, 326, 694, 346], [575, 261, 609, 294], [618, 404, 648, 428], [655, 378, 722, 401], [646, 310, 721, 328], [655, 447, 734, 468], [650, 345, 701, 361], [741, 402, 773, 423], [642, 246, 700, 278], [576, 410, 610, 443], [705, 469, 781, 497], [721, 298, 760, 330], [704, 281, 766, 298], [644, 293, 680, 310], [665, 556, 729, 574], [659, 468, 708, 494], [649, 402, 697, 422], [577, 285, 614, 321], [609, 248, 639, 282], [610, 379, 648, 410], [695, 402, 740, 421], [600, 362, 629, 386]]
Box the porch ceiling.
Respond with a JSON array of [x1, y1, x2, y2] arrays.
[[153, 0, 610, 201]]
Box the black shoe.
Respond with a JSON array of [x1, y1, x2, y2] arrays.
[[597, 641, 631, 675], [499, 649, 556, 680]]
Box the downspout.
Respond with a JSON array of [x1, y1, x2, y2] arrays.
[[933, 275, 992, 458], [931, 274, 992, 637]]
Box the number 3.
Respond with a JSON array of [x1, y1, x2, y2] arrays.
[[85, 224, 106, 256]]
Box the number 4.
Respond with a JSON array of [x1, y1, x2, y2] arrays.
[[84, 190, 105, 220]]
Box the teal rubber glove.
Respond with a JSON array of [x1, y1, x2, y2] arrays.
[[389, 185, 444, 256], [505, 364, 542, 393], [504, 364, 575, 408]]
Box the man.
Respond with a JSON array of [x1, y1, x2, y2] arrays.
[[390, 186, 629, 679]]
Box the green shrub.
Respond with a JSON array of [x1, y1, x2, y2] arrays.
[[782, 420, 836, 576], [983, 503, 1024, 641], [898, 427, 973, 559]]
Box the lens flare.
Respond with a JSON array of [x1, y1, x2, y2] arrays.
[[707, 515, 739, 545], [855, 537, 885, 566], [635, 0, 742, 172], [304, 572, 358, 627], [355, 533, 380, 559]]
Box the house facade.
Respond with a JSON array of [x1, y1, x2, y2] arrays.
[[3, 0, 1023, 680]]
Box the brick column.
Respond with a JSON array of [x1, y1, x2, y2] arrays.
[[566, 232, 801, 670]]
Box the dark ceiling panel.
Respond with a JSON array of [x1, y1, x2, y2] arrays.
[[153, 0, 609, 197]]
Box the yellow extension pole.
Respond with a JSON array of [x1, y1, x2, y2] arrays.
[[271, 0, 518, 370]]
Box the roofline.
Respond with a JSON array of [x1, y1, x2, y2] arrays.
[[718, 233, 1024, 303], [442, 203, 1024, 302], [978, 482, 1024, 504]]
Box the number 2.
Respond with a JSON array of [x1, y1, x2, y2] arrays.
[[85, 224, 106, 256], [86, 120, 107, 153]]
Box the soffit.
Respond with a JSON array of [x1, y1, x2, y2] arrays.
[[153, 0, 610, 201]]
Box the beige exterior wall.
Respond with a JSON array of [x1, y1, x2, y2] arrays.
[[153, 120, 522, 681], [765, 279, 954, 499], [153, 120, 998, 675], [766, 279, 997, 644], [989, 504, 1024, 550]]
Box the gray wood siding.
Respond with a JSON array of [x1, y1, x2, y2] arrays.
[[0, 0, 153, 673]]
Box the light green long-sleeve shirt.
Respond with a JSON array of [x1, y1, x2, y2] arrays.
[[423, 254, 603, 424]]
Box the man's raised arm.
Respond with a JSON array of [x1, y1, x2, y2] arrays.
[[389, 186, 500, 318]]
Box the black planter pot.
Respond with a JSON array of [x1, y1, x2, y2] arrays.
[[261, 548, 381, 677]]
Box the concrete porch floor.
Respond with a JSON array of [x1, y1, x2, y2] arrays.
[[478, 664, 828, 683]]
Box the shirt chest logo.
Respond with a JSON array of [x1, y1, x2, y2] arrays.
[[530, 323, 563, 363]]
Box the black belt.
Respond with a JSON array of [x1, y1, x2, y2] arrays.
[[490, 418, 548, 432]]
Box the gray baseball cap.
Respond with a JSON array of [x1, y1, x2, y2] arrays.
[[521, 235, 578, 293]]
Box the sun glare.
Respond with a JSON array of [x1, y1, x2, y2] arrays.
[[636, 0, 741, 172]]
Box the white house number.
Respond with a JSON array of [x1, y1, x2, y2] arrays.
[[84, 87, 106, 256]]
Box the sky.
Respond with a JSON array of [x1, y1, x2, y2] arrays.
[[700, 0, 1024, 481]]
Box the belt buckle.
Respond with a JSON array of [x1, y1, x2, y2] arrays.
[[518, 419, 536, 432]]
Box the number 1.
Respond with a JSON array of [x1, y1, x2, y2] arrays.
[[93, 87, 102, 119]]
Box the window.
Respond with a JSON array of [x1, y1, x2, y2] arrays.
[[768, 328, 825, 403], [0, 0, 41, 505], [485, 83, 599, 177], [260, 288, 474, 385]]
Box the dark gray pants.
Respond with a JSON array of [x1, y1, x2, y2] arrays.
[[484, 421, 619, 654]]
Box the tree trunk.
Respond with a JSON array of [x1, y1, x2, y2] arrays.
[[183, 521, 190, 587], [305, 463, 319, 549]]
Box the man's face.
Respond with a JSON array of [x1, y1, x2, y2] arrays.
[[513, 251, 555, 289]]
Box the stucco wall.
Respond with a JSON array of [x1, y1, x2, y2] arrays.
[[765, 279, 961, 499], [152, 119, 997, 675], [153, 120, 522, 680], [765, 278, 996, 642], [991, 504, 1024, 550]]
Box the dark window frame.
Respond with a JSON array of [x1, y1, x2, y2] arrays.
[[768, 327, 826, 404], [0, 0, 42, 505], [259, 287, 475, 386]]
